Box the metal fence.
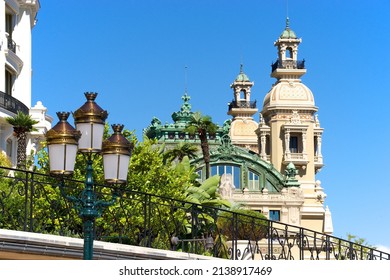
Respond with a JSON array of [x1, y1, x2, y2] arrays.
[[0, 91, 30, 115], [0, 166, 388, 260]]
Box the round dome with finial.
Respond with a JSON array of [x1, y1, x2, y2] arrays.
[[235, 64, 250, 82], [280, 17, 297, 39]]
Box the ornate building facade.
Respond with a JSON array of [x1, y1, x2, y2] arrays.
[[144, 19, 333, 234], [0, 0, 51, 166]]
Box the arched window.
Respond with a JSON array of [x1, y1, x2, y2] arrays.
[[211, 164, 241, 189], [286, 47, 293, 59], [239, 90, 246, 101]]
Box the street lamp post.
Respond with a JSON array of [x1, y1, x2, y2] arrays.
[[45, 92, 133, 260]]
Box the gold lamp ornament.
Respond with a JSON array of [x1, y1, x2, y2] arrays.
[[73, 92, 108, 153], [102, 124, 133, 185], [45, 112, 81, 175]]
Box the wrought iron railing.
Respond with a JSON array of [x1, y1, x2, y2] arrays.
[[0, 91, 29, 115], [7, 37, 17, 54], [271, 59, 305, 72], [0, 166, 388, 260], [228, 100, 257, 111]]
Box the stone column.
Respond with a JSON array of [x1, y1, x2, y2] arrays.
[[260, 132, 267, 160], [302, 130, 307, 160], [284, 129, 290, 159]]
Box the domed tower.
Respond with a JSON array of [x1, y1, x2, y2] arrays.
[[227, 64, 258, 152], [256, 18, 330, 234]]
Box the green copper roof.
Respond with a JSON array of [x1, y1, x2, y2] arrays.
[[235, 64, 250, 82], [280, 17, 297, 39]]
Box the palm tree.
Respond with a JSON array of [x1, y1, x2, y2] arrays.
[[185, 111, 217, 179], [5, 111, 38, 169], [163, 142, 199, 163]]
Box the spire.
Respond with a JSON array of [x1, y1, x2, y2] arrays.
[[184, 65, 188, 94], [235, 64, 250, 82], [280, 17, 297, 39]]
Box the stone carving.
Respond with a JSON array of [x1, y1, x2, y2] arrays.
[[219, 173, 235, 199], [289, 110, 301, 124], [280, 84, 307, 100], [259, 113, 265, 126], [315, 180, 326, 203], [315, 114, 320, 127], [222, 119, 232, 135]]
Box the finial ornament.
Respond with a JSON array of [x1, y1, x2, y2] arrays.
[[259, 113, 265, 125], [315, 114, 320, 127], [284, 162, 300, 187], [181, 92, 191, 113]]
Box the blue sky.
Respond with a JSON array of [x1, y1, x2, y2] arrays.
[[32, 1, 390, 250]]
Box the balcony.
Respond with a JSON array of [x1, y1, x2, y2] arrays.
[[271, 59, 305, 72], [283, 152, 309, 166], [314, 155, 324, 171], [4, 33, 23, 74], [0, 91, 29, 115], [228, 100, 257, 111]]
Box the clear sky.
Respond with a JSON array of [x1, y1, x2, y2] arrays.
[[31, 0, 390, 251]]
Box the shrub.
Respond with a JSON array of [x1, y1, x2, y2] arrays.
[[217, 209, 268, 241]]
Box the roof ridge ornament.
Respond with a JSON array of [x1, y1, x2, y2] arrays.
[[171, 92, 194, 124], [217, 134, 235, 156]]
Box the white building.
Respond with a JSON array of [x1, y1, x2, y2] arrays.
[[0, 0, 51, 167]]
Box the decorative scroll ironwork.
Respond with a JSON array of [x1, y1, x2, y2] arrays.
[[0, 166, 389, 260]]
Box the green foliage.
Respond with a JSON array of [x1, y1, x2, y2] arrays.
[[127, 138, 190, 199], [17, 122, 237, 252], [29, 182, 82, 236], [185, 111, 218, 179], [185, 111, 218, 136], [93, 138, 201, 247], [185, 174, 231, 209], [0, 175, 26, 230], [0, 152, 12, 168], [332, 233, 377, 259], [5, 111, 39, 133], [217, 209, 268, 241], [5, 111, 39, 169], [346, 233, 373, 247], [163, 142, 198, 164]]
